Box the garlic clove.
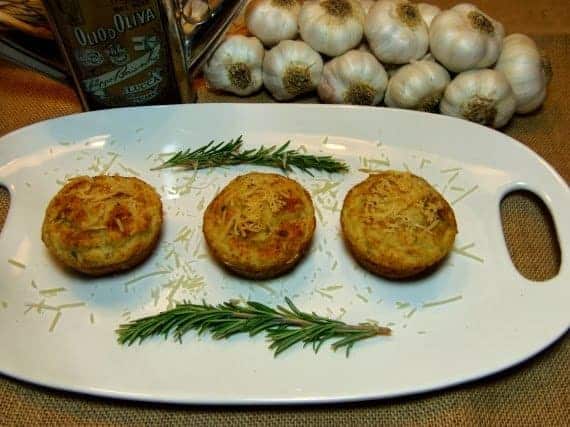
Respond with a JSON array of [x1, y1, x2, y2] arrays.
[[365, 0, 429, 65], [299, 0, 365, 57], [181, 0, 211, 35], [318, 50, 388, 105], [384, 60, 450, 112], [263, 40, 324, 100], [182, 0, 210, 24], [495, 33, 549, 114], [204, 35, 265, 96], [440, 69, 516, 128], [245, 0, 302, 47]]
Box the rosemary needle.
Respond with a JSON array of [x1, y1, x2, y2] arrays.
[[116, 297, 391, 357], [151, 136, 349, 175]]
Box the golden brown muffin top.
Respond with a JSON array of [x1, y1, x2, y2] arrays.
[[341, 171, 457, 278], [42, 175, 162, 275], [203, 172, 315, 279]]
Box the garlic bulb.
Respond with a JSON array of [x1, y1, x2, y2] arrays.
[[263, 40, 324, 100], [495, 34, 551, 114], [365, 0, 429, 65], [299, 0, 365, 57], [204, 35, 264, 96], [440, 69, 516, 128], [318, 50, 388, 105], [429, 4, 504, 73], [245, 0, 301, 47], [385, 60, 450, 111], [417, 3, 440, 28]]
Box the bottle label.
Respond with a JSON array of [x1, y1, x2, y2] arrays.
[[48, 0, 180, 108]]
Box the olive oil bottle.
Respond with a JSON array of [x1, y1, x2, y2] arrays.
[[43, 0, 244, 110], [42, 0, 193, 110]]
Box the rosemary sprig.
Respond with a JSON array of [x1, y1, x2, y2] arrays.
[[116, 297, 391, 357], [151, 136, 349, 175]]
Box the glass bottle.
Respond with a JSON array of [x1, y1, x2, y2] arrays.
[[42, 0, 244, 110]]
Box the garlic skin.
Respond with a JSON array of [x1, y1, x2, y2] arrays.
[[263, 40, 324, 100], [440, 69, 516, 128], [318, 50, 388, 105], [204, 35, 264, 96], [385, 60, 450, 111], [495, 34, 550, 114], [360, 0, 376, 14], [365, 0, 429, 65], [245, 0, 301, 47], [429, 4, 504, 73], [299, 0, 365, 57], [357, 41, 372, 53], [417, 3, 440, 28]]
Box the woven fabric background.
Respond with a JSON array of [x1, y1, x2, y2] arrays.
[[0, 0, 568, 424]]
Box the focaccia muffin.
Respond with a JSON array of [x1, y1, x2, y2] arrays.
[[42, 175, 162, 276], [341, 171, 457, 278], [203, 172, 316, 279]]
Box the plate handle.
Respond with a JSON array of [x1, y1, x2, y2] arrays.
[[498, 181, 569, 282], [0, 179, 15, 241]]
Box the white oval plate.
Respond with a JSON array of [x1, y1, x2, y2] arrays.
[[0, 104, 568, 404]]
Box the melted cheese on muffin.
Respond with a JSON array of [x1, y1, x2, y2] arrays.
[[203, 172, 315, 279], [42, 175, 162, 276], [341, 171, 457, 278]]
